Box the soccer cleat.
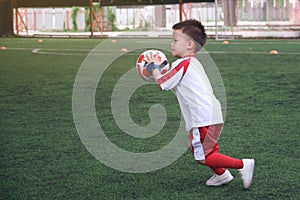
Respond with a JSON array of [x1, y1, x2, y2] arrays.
[[205, 170, 233, 186], [238, 159, 255, 189]]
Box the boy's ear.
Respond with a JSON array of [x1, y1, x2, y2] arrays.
[[187, 40, 195, 50]]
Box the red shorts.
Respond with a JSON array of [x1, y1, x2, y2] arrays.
[[188, 124, 223, 160]]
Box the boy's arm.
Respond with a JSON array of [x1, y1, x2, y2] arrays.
[[152, 68, 161, 83]]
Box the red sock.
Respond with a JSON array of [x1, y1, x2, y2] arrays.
[[206, 153, 243, 170], [212, 168, 226, 175]]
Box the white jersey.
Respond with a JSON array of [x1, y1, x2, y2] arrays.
[[157, 56, 223, 131]]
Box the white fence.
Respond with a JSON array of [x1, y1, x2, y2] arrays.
[[14, 0, 299, 38]]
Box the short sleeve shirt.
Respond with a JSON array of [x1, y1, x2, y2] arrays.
[[157, 56, 224, 131]]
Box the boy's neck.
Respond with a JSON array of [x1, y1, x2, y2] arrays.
[[182, 53, 195, 58]]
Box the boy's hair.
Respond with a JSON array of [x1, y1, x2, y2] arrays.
[[172, 19, 207, 52]]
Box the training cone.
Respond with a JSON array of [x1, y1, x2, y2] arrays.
[[111, 39, 117, 43], [37, 39, 43, 43], [223, 40, 229, 44], [269, 50, 278, 54], [120, 48, 128, 52], [0, 46, 6, 50]]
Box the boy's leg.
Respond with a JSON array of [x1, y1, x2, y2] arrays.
[[200, 124, 255, 189], [205, 153, 243, 169], [199, 125, 243, 170], [189, 127, 228, 173], [189, 127, 233, 186]]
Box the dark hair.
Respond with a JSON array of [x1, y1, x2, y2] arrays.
[[172, 19, 206, 52]]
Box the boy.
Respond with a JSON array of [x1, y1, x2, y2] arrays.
[[145, 19, 255, 189]]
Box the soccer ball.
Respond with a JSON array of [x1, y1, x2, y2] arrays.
[[136, 49, 170, 82]]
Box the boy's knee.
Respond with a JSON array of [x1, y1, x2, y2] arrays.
[[196, 160, 206, 165]]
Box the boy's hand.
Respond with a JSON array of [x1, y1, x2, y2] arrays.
[[144, 51, 164, 66], [145, 62, 161, 73], [144, 51, 169, 73], [145, 60, 169, 73]]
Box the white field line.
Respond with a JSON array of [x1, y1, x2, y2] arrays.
[[4, 47, 300, 56]]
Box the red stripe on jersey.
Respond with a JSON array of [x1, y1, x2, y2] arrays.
[[157, 58, 190, 85]]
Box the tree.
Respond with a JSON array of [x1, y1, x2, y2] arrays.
[[71, 7, 80, 31], [107, 7, 118, 31]]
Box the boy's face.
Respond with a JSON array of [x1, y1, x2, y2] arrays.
[[171, 29, 194, 58]]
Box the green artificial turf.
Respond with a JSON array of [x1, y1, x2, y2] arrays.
[[0, 38, 299, 199]]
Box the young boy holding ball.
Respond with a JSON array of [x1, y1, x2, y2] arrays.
[[145, 19, 255, 189]]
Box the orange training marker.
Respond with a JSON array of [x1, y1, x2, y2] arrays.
[[120, 48, 128, 52], [269, 50, 278, 54], [0, 46, 6, 50], [37, 39, 43, 43], [223, 40, 229, 44]]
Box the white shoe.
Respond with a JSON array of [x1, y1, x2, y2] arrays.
[[205, 170, 233, 186], [238, 159, 255, 189]]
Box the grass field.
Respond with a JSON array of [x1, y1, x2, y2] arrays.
[[0, 37, 299, 199]]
